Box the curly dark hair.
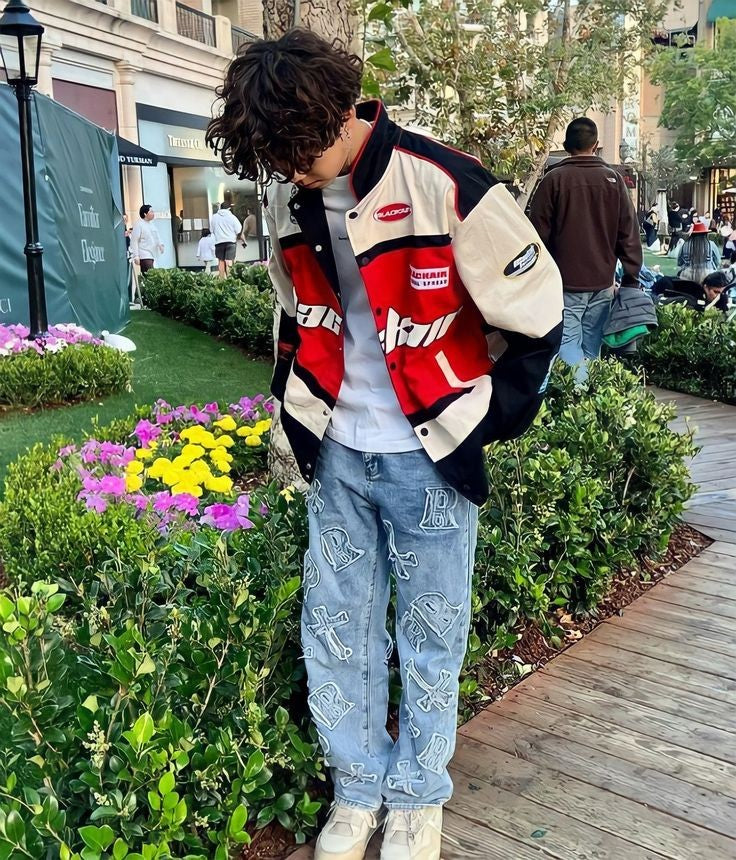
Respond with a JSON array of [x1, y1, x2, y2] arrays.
[[206, 29, 363, 183]]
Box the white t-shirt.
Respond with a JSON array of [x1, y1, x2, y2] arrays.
[[197, 234, 217, 262], [130, 219, 161, 261], [211, 208, 242, 244], [323, 174, 421, 453]]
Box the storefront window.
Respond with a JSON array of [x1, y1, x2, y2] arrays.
[[710, 167, 736, 222], [172, 167, 261, 268]]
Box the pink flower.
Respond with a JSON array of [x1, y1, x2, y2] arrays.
[[264, 401, 274, 414], [59, 444, 77, 457], [153, 492, 174, 513], [200, 501, 253, 531], [129, 494, 150, 511], [134, 419, 162, 447], [170, 493, 200, 516], [259, 502, 269, 516], [99, 441, 125, 463], [82, 475, 101, 492], [51, 459, 64, 472], [99, 475, 126, 496], [204, 402, 220, 414], [156, 412, 173, 425], [84, 493, 108, 513]]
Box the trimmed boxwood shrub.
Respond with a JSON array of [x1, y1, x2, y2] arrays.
[[631, 303, 736, 404], [0, 343, 131, 409], [140, 268, 273, 358], [0, 363, 696, 856]]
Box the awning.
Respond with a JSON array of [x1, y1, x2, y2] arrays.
[[708, 0, 736, 23], [116, 136, 158, 167]]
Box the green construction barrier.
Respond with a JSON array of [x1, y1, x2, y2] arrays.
[[0, 84, 128, 335]]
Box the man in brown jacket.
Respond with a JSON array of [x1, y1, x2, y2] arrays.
[[530, 117, 642, 381]]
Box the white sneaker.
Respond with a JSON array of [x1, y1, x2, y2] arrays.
[[314, 802, 385, 860], [380, 807, 443, 859]]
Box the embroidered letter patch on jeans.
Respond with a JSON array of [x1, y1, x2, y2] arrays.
[[301, 437, 478, 810]]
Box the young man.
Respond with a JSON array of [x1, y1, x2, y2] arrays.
[[210, 200, 242, 277], [530, 117, 642, 382], [208, 29, 562, 860], [130, 204, 164, 274]]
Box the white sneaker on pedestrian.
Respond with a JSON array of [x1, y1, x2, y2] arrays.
[[314, 802, 384, 860], [380, 807, 443, 860]]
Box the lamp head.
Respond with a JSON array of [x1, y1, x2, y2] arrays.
[[0, 0, 44, 86]]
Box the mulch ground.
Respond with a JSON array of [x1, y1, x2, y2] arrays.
[[241, 521, 711, 859]]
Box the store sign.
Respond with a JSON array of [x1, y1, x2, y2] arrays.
[[139, 120, 216, 162]]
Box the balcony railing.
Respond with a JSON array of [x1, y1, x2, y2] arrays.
[[176, 3, 216, 47], [231, 25, 257, 55], [131, 0, 158, 23]]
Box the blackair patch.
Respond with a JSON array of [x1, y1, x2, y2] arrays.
[[504, 243, 540, 278]]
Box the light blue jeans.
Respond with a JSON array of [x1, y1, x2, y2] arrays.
[[302, 436, 478, 810], [559, 287, 614, 382]]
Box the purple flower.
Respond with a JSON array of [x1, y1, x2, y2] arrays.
[[200, 501, 253, 531], [81, 440, 100, 464], [129, 494, 150, 511], [153, 492, 174, 513], [253, 394, 264, 404], [134, 419, 162, 448], [59, 444, 77, 457], [156, 412, 173, 426], [99, 475, 126, 496], [204, 402, 220, 415], [99, 441, 124, 463], [85, 493, 108, 513], [259, 502, 270, 516], [170, 493, 200, 516], [51, 459, 64, 472], [264, 401, 274, 414], [82, 475, 101, 492]]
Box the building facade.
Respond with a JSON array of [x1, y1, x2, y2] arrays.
[[28, 0, 265, 266]]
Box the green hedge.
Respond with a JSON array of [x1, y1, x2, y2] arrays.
[[0, 344, 131, 409], [632, 303, 736, 404], [0, 362, 696, 857], [140, 267, 273, 358]]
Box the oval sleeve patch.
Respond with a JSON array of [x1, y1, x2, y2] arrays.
[[504, 243, 540, 277]]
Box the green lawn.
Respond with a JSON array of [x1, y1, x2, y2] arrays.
[[643, 246, 678, 277], [0, 310, 272, 480]]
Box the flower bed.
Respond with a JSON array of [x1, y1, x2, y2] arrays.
[[0, 362, 697, 857], [140, 267, 273, 358], [630, 303, 736, 404], [0, 324, 132, 409]]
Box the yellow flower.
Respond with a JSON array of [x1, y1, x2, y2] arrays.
[[255, 419, 272, 434], [172, 454, 192, 469], [205, 475, 233, 494], [236, 426, 253, 437], [148, 457, 173, 479], [213, 415, 236, 432], [135, 448, 154, 461], [214, 435, 234, 448], [211, 460, 232, 474], [211, 449, 233, 463], [126, 474, 143, 492], [198, 431, 217, 449], [181, 443, 205, 461], [245, 435, 262, 448], [148, 441, 159, 451], [189, 460, 212, 479], [179, 427, 198, 442], [162, 467, 185, 487], [279, 486, 295, 502], [126, 460, 144, 474], [172, 481, 203, 497]]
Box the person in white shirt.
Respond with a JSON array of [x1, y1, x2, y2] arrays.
[[196, 228, 217, 273], [210, 202, 242, 277], [130, 205, 164, 273]]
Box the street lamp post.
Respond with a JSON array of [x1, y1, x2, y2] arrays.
[[0, 0, 47, 339]]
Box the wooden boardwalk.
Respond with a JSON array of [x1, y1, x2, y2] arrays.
[[291, 390, 736, 859]]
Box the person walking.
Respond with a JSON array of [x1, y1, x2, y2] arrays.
[[196, 228, 217, 273], [530, 117, 642, 382], [207, 28, 563, 860], [130, 204, 164, 274], [211, 201, 242, 277], [676, 222, 721, 282]]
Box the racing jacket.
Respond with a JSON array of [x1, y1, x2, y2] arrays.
[[264, 101, 563, 505]]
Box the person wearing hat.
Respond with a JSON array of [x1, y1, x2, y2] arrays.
[[677, 221, 721, 283]]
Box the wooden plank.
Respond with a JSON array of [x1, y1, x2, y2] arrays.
[[618, 597, 736, 642], [587, 624, 736, 681], [452, 733, 736, 854], [464, 696, 736, 800], [705, 541, 736, 558], [461, 711, 736, 841], [511, 672, 736, 764], [646, 582, 736, 620], [606, 607, 736, 660], [696, 550, 736, 569], [441, 810, 551, 859], [678, 512, 736, 531], [682, 525, 736, 543], [667, 561, 736, 585], [567, 639, 736, 705], [446, 763, 668, 859], [666, 570, 736, 600], [543, 653, 736, 734]]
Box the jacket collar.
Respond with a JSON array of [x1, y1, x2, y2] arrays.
[[287, 100, 400, 213]]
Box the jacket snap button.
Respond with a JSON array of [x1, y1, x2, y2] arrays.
[[360, 256, 370, 266], [293, 203, 300, 210], [348, 212, 358, 219], [389, 362, 397, 371], [375, 307, 382, 316], [420, 428, 429, 437], [315, 244, 322, 252]]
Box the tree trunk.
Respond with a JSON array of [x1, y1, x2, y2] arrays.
[[262, 0, 356, 489], [264, 0, 355, 45]]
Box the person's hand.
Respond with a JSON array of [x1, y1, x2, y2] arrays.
[[133, 258, 140, 266]]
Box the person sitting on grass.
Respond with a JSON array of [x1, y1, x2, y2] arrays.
[[677, 222, 721, 283]]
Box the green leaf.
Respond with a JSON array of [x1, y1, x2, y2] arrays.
[[147, 792, 161, 812], [368, 2, 394, 23], [113, 839, 129, 860], [0, 595, 14, 621], [46, 593, 66, 613], [81, 695, 98, 713], [274, 793, 295, 812], [5, 772, 16, 793], [4, 810, 24, 842], [135, 654, 156, 676], [228, 804, 247, 836], [366, 48, 396, 72], [245, 750, 264, 780], [131, 712, 154, 747], [158, 771, 175, 796], [6, 676, 24, 695]]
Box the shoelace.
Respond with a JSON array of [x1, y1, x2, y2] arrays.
[[382, 810, 455, 846], [329, 802, 378, 834]]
